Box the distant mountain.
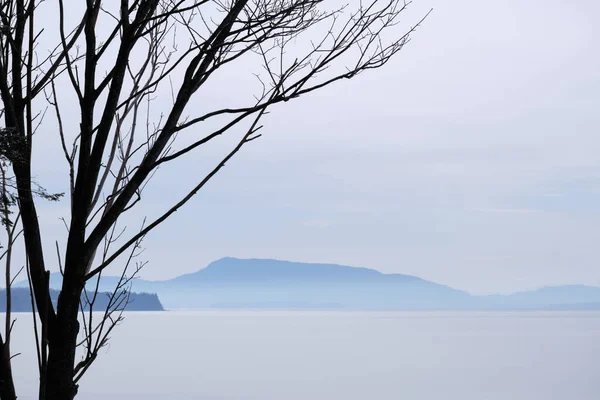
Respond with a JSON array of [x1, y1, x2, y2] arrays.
[[480, 285, 600, 309], [12, 258, 600, 310], [0, 288, 164, 312]]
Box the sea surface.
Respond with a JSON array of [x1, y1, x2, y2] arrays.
[[6, 311, 600, 399]]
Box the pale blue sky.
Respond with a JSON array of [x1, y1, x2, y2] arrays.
[[30, 0, 600, 294]]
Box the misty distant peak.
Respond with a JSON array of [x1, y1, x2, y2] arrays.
[[186, 257, 385, 282], [10, 257, 600, 310]]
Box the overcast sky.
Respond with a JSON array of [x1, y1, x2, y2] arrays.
[[30, 0, 600, 295]]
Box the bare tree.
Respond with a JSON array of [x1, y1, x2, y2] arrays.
[[0, 0, 429, 399]]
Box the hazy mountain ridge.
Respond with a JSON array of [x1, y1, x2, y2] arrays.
[[12, 257, 600, 310], [481, 284, 600, 308]]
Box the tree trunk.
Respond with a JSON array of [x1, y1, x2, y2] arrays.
[[12, 161, 56, 327], [44, 279, 82, 400], [0, 341, 17, 400]]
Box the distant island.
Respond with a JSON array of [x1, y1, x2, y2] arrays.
[[13, 257, 600, 311], [0, 288, 164, 312]]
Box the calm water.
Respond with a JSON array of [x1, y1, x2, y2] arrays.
[[7, 311, 600, 399]]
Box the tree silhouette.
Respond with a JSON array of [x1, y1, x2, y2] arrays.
[[0, 0, 429, 399]]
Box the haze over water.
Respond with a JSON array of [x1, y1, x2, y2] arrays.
[[7, 311, 600, 399]]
